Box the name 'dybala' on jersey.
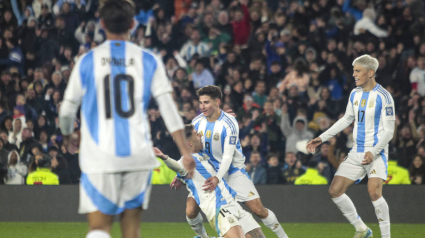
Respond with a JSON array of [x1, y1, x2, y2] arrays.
[[101, 57, 135, 67]]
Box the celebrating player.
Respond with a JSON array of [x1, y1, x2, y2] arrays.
[[307, 54, 395, 238], [58, 1, 194, 238], [154, 124, 266, 238], [182, 85, 288, 238]]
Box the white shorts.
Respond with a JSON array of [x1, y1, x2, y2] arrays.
[[209, 199, 260, 236], [224, 168, 260, 202], [79, 170, 153, 215], [335, 151, 388, 182]]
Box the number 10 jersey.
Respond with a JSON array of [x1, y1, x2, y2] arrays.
[[63, 40, 172, 173]]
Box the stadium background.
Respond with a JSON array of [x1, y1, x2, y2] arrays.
[[0, 0, 425, 237]]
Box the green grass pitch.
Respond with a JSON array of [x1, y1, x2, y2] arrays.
[[0, 222, 423, 237]]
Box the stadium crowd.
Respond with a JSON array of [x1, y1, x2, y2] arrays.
[[0, 0, 424, 185]]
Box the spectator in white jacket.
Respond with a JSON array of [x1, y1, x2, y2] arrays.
[[5, 150, 27, 185], [354, 8, 388, 38], [74, 20, 104, 44], [32, 0, 52, 18]]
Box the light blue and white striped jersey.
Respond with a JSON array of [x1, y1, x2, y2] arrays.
[[191, 111, 245, 175], [347, 84, 395, 153], [63, 40, 172, 173], [177, 152, 236, 221]]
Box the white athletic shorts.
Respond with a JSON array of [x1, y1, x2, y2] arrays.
[[224, 168, 260, 202], [79, 170, 153, 215], [209, 199, 260, 236], [335, 150, 388, 183]]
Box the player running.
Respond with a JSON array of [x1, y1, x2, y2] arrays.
[[183, 85, 288, 238], [58, 1, 194, 238], [307, 54, 395, 238], [154, 124, 266, 238]]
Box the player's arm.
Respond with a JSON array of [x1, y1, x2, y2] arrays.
[[365, 99, 395, 159], [153, 147, 187, 175], [307, 91, 356, 153], [59, 56, 84, 139], [150, 55, 195, 176]]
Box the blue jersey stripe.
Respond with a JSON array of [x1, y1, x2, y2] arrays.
[[221, 126, 226, 154], [373, 95, 382, 146], [222, 179, 237, 198], [80, 52, 99, 144], [186, 179, 200, 205], [110, 41, 131, 157], [142, 52, 156, 111], [377, 86, 390, 104], [223, 115, 236, 134], [356, 92, 369, 152], [205, 122, 220, 168], [350, 91, 356, 104]]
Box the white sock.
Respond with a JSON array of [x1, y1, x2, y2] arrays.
[[332, 194, 367, 232], [261, 209, 288, 238], [86, 230, 111, 238], [372, 197, 390, 238], [187, 213, 209, 238]]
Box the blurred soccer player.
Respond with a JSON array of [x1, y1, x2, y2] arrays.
[[185, 85, 288, 238], [58, 1, 194, 238], [307, 54, 395, 238]]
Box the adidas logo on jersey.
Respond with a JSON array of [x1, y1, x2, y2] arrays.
[[370, 169, 377, 175], [379, 218, 384, 221], [248, 191, 255, 197], [273, 224, 280, 230], [354, 101, 358, 106]]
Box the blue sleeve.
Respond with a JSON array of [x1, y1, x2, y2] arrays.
[[134, 9, 154, 25], [11, 0, 24, 26], [342, 0, 362, 21]]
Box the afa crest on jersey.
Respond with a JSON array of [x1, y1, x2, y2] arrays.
[[213, 132, 219, 141], [368, 99, 375, 108]]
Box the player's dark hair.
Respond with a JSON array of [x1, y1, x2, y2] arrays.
[[184, 124, 195, 139], [196, 85, 222, 100], [99, 0, 135, 34]]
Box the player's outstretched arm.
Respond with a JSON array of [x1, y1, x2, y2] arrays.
[[153, 147, 188, 175]]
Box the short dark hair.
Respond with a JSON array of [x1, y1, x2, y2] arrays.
[[196, 85, 222, 100], [184, 124, 195, 139], [100, 0, 135, 34]]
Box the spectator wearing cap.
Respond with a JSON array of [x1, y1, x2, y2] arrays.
[[190, 60, 214, 89], [409, 55, 425, 97], [179, 29, 210, 61], [354, 8, 388, 38], [294, 160, 328, 185], [37, 3, 54, 29], [0, 37, 24, 76], [246, 151, 267, 185], [33, 1, 52, 18], [280, 109, 314, 154], [282, 152, 305, 185], [26, 155, 59, 185], [230, 0, 250, 46], [5, 150, 27, 185]]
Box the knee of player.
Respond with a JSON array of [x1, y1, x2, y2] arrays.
[[368, 188, 382, 201], [328, 187, 343, 198], [185, 207, 199, 219]]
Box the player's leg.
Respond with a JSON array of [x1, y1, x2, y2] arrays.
[[367, 156, 390, 238], [120, 208, 142, 238], [186, 196, 209, 238], [86, 211, 114, 238], [245, 228, 266, 238], [223, 226, 245, 238], [227, 170, 288, 238], [329, 155, 370, 236]]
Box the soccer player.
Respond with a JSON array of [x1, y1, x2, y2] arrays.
[[154, 124, 266, 238], [307, 54, 395, 238], [188, 85, 288, 238], [58, 1, 195, 238]]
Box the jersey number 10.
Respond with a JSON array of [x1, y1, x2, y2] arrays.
[[104, 74, 135, 119]]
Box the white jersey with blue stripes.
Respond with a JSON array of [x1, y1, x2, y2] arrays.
[[63, 40, 172, 173], [348, 84, 395, 153], [191, 111, 245, 175], [177, 152, 236, 221]]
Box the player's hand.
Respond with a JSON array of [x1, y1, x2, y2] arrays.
[[153, 147, 167, 160], [362, 152, 374, 165], [170, 176, 183, 190], [203, 176, 219, 192], [182, 152, 195, 178], [306, 137, 322, 153], [225, 109, 236, 118]]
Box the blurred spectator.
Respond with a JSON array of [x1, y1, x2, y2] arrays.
[[294, 161, 328, 185], [282, 152, 305, 185], [409, 55, 425, 97], [19, 128, 40, 165], [190, 60, 214, 89], [63, 133, 80, 184], [26, 156, 59, 185], [280, 110, 314, 154], [252, 81, 267, 107], [230, 0, 250, 46], [409, 155, 425, 185], [0, 160, 7, 184], [392, 111, 421, 168], [237, 93, 261, 122], [354, 8, 388, 38], [312, 142, 337, 182], [266, 153, 285, 184], [37, 4, 54, 29], [246, 151, 266, 185], [179, 29, 210, 61], [5, 150, 27, 184], [51, 154, 72, 184], [242, 132, 268, 164], [279, 59, 310, 95]]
